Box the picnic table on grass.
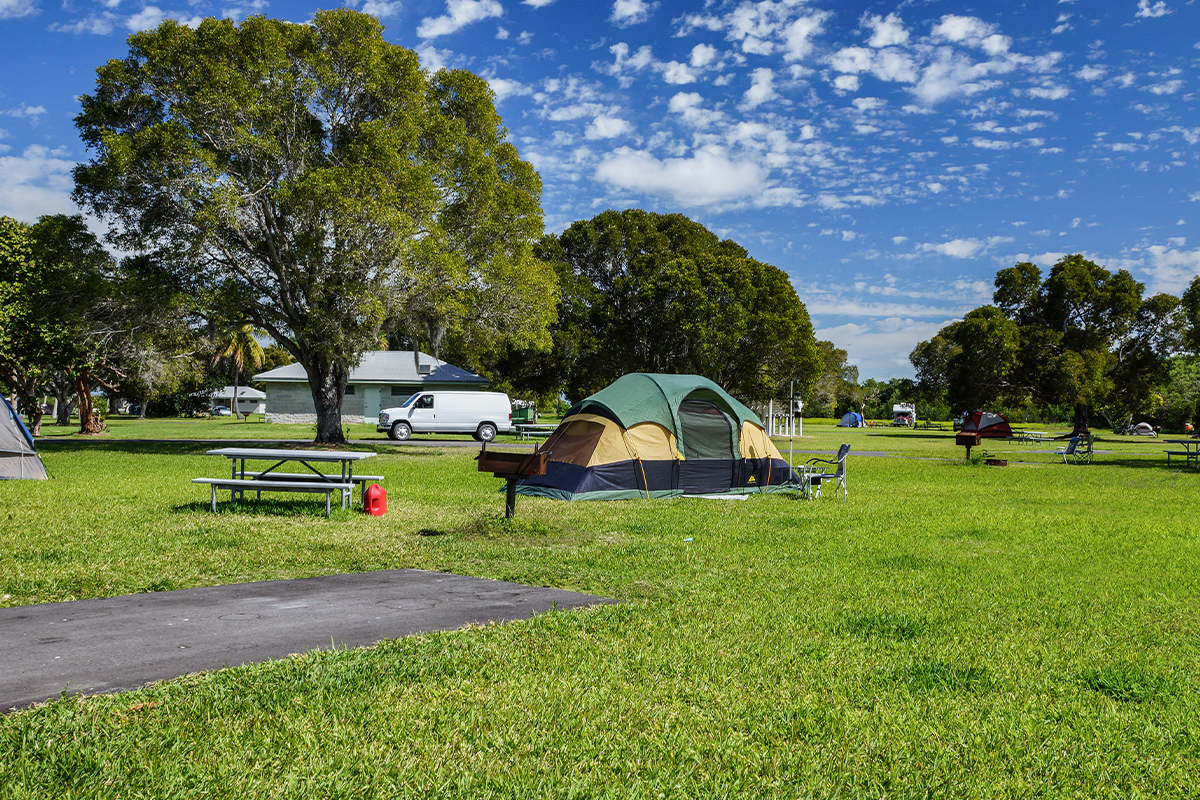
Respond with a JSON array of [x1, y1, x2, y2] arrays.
[[193, 447, 381, 516], [514, 424, 557, 440], [1012, 430, 1053, 443], [1162, 439, 1200, 469]]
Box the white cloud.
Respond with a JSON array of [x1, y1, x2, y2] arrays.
[[488, 77, 532, 102], [863, 13, 908, 48], [842, 230, 857, 241], [0, 0, 37, 19], [1, 104, 47, 121], [668, 92, 726, 128], [611, 0, 656, 27], [124, 6, 202, 32], [522, 0, 555, 6], [417, 0, 503, 39], [595, 146, 772, 207], [0, 145, 79, 222], [661, 61, 697, 84], [690, 43, 717, 68], [918, 236, 1013, 258], [1135, 0, 1171, 19], [50, 12, 118, 34], [585, 115, 633, 140], [357, 0, 403, 19], [679, 3, 829, 62], [1146, 80, 1185, 95], [1075, 65, 1106, 81], [1136, 245, 1200, 293], [740, 68, 777, 110]]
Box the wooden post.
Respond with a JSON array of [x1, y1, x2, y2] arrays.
[[505, 476, 518, 519]]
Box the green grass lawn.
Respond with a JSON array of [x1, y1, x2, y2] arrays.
[[1, 427, 1197, 796]]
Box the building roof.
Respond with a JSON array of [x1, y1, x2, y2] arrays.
[[252, 351, 488, 386], [208, 386, 267, 401]]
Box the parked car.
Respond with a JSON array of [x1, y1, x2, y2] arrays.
[[378, 391, 512, 441], [211, 406, 232, 416]]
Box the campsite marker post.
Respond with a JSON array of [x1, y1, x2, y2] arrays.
[[788, 381, 794, 472]]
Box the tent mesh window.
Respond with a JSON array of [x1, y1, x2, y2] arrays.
[[678, 400, 735, 460]]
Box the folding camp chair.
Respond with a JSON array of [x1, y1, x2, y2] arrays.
[[1055, 436, 1080, 464], [1078, 433, 1094, 464], [801, 443, 850, 499]]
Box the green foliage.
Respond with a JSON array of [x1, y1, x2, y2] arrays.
[[73, 9, 554, 443], [531, 209, 821, 405], [913, 254, 1177, 430]]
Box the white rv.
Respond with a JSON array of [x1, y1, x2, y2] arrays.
[[892, 403, 916, 427], [378, 391, 512, 441]]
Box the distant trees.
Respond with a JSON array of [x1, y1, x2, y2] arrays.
[[498, 209, 820, 406], [912, 254, 1182, 432], [0, 215, 203, 433], [72, 9, 553, 443]]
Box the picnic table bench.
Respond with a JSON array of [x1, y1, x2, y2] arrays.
[[192, 477, 354, 517], [514, 424, 556, 440]]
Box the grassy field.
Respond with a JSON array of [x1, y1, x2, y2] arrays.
[[1, 426, 1197, 797]]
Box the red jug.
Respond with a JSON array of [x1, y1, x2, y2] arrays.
[[364, 483, 387, 516]]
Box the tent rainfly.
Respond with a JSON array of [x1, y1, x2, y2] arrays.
[[838, 412, 865, 427], [961, 410, 1013, 438], [516, 373, 799, 501], [1, 396, 48, 480]]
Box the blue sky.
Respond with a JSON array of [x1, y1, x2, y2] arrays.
[[2, 0, 1198, 378]]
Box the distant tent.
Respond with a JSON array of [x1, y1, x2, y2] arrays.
[[961, 410, 1013, 439], [517, 373, 799, 500], [838, 412, 865, 427], [1, 396, 48, 480], [1131, 422, 1157, 436]]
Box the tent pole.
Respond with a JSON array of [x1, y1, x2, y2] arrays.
[[788, 381, 794, 472]]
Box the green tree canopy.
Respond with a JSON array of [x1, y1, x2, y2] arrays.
[[913, 254, 1178, 431], [532, 209, 820, 405], [73, 9, 553, 443]]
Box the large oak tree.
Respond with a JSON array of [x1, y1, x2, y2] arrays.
[[73, 10, 553, 443]]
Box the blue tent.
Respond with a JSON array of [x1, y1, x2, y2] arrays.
[[838, 412, 865, 428]]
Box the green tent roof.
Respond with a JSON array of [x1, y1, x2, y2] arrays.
[[571, 374, 762, 448]]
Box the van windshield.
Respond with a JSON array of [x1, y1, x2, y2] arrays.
[[400, 393, 421, 408]]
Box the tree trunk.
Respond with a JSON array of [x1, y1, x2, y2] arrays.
[[73, 370, 105, 435], [232, 368, 243, 420], [139, 396, 149, 419], [305, 355, 347, 444], [25, 403, 43, 436], [1071, 402, 1090, 436]]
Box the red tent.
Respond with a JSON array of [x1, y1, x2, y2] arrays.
[[961, 411, 1013, 438]]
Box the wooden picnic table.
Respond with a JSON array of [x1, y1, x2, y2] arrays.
[[1012, 430, 1052, 443]]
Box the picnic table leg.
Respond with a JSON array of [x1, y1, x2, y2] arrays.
[[211, 484, 217, 513], [326, 491, 331, 518]]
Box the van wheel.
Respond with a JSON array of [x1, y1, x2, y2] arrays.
[[389, 422, 411, 441], [476, 423, 497, 442]]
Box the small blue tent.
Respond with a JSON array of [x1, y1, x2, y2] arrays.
[[838, 412, 864, 427]]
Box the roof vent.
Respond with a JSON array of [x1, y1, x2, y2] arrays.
[[418, 363, 432, 375]]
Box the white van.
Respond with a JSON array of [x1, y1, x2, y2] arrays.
[[377, 391, 512, 441]]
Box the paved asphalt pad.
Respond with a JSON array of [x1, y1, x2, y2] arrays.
[[1, 569, 615, 712]]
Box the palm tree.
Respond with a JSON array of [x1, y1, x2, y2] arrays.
[[213, 323, 265, 420]]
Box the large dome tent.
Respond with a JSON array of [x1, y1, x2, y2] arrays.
[[517, 374, 799, 500], [838, 412, 864, 427]]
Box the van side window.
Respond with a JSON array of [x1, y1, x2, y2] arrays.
[[415, 395, 434, 409]]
